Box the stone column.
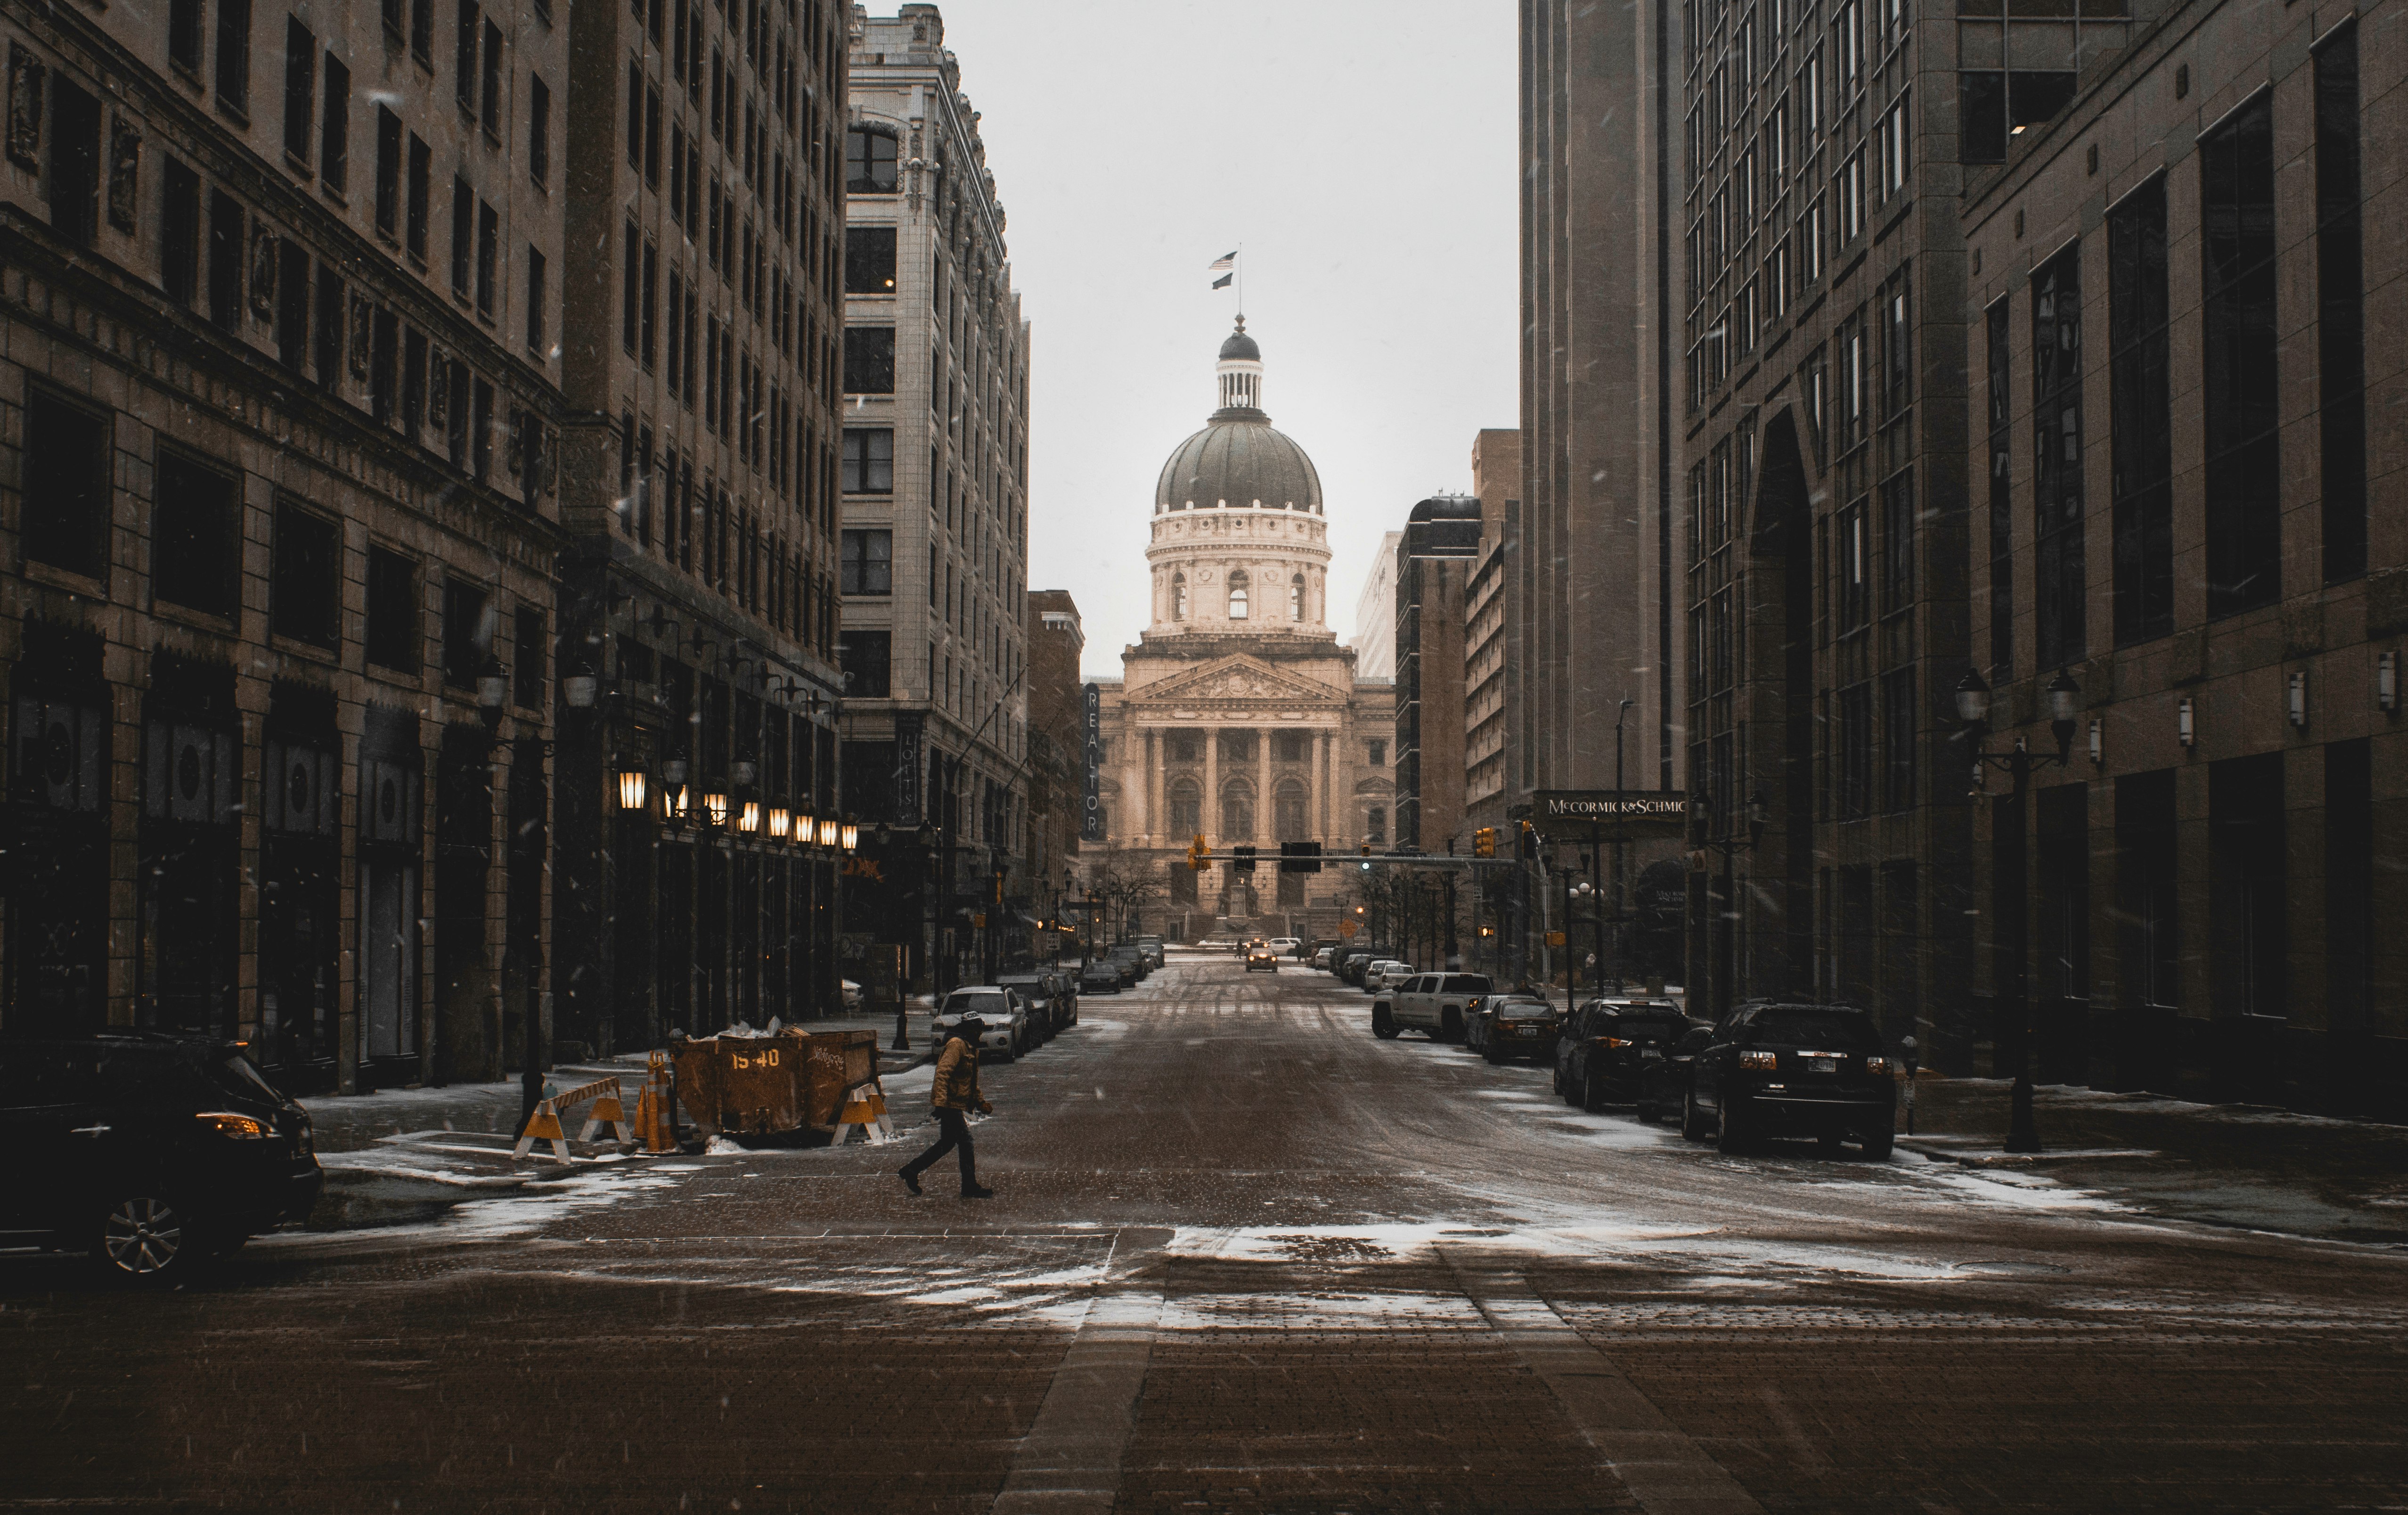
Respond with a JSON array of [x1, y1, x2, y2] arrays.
[[1147, 728, 1165, 846], [1202, 727, 1219, 845], [1256, 727, 1272, 843]]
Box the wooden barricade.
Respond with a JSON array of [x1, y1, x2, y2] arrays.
[[513, 1074, 637, 1163]]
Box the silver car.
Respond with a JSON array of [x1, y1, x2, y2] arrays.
[[934, 987, 1029, 1061]]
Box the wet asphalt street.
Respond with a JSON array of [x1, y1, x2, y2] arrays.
[[5, 952, 2407, 1513]]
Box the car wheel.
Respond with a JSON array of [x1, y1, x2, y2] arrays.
[[1371, 1004, 1400, 1040], [97, 1195, 204, 1282], [1859, 1124, 1895, 1161], [1552, 1062, 1567, 1097], [1441, 1007, 1465, 1045], [1560, 1062, 1585, 1106], [1716, 1095, 1754, 1154], [1581, 1069, 1607, 1114], [1681, 1088, 1709, 1142]]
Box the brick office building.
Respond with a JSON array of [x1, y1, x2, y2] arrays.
[[549, 0, 852, 1056], [1960, 0, 2406, 1116], [0, 0, 564, 1089], [1024, 589, 1083, 944], [1393, 494, 1480, 855]]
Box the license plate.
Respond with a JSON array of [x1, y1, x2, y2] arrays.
[[1803, 1055, 1838, 1073], [1515, 1026, 1539, 1037]]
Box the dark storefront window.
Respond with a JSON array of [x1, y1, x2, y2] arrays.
[[2209, 753, 2285, 1018], [2315, 25, 2366, 585], [2109, 176, 2173, 646], [138, 659, 242, 1039], [22, 387, 111, 579], [261, 686, 341, 1075], [2201, 93, 2280, 617], [2031, 242, 2084, 667], [2114, 769, 2178, 1013], [5, 626, 110, 1032], [153, 448, 241, 618]]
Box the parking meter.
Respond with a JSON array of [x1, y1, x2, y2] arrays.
[[1899, 1035, 1919, 1134]]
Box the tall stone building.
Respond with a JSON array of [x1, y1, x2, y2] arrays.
[[1959, 0, 2406, 1116], [1023, 588, 1083, 945], [1348, 530, 1400, 680], [1393, 495, 1480, 853], [0, 0, 563, 1089], [1464, 430, 1526, 976], [1091, 321, 1394, 940], [1671, 0, 2148, 1029], [552, 0, 850, 1055], [835, 5, 1033, 988]]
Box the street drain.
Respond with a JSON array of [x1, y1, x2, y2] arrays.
[[1954, 1260, 2070, 1277], [1269, 1235, 1394, 1262]]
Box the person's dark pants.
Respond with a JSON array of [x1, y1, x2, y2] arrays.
[[900, 1107, 977, 1191]]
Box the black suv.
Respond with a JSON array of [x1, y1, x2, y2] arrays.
[[1685, 1003, 1896, 1157], [1554, 999, 1691, 1112], [0, 1033, 323, 1279]]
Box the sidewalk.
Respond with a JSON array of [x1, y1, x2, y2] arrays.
[[1896, 1075, 2408, 1245]]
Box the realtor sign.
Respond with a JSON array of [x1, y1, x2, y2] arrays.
[[1080, 684, 1104, 842]]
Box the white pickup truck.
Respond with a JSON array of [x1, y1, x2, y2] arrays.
[[1372, 972, 1496, 1043]]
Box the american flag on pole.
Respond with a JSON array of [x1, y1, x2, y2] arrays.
[[1208, 251, 1236, 289]]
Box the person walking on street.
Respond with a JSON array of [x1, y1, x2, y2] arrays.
[[899, 1013, 996, 1199]]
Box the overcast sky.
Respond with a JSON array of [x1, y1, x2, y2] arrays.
[[928, 0, 1519, 679]]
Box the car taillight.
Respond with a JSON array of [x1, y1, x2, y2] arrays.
[[197, 1111, 271, 1139], [1603, 1036, 1633, 1048], [1739, 1049, 1778, 1071], [1865, 1056, 1891, 1074]]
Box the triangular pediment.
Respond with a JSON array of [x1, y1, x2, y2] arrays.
[[1130, 655, 1342, 708]]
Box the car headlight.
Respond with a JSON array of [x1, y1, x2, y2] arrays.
[[1739, 1049, 1778, 1071], [197, 1111, 271, 1139]]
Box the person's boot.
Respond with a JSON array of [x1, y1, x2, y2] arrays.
[[898, 1167, 923, 1195], [961, 1182, 995, 1199]]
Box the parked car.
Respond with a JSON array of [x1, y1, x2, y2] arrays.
[[1553, 999, 1692, 1111], [1311, 946, 1336, 970], [935, 987, 1031, 1060], [1365, 960, 1420, 994], [1636, 1021, 1714, 1123], [1338, 949, 1383, 986], [996, 974, 1061, 1044], [1078, 961, 1124, 994], [0, 1033, 324, 1281], [1469, 995, 1562, 1063], [1245, 944, 1280, 972], [1374, 972, 1494, 1042], [1132, 936, 1167, 971], [1687, 1002, 1896, 1157], [1268, 936, 1302, 957], [1107, 945, 1148, 981], [841, 979, 863, 1009], [1045, 969, 1081, 1029]]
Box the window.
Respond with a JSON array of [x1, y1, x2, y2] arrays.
[[841, 427, 893, 492], [411, 0, 434, 62], [525, 246, 546, 355], [1985, 298, 2013, 676], [528, 74, 550, 186], [152, 449, 239, 617], [456, 0, 480, 110], [843, 326, 895, 393], [2109, 177, 2172, 646], [1367, 739, 1387, 767], [276, 238, 309, 369], [1958, 71, 2078, 164], [481, 19, 503, 137], [1290, 573, 1306, 621], [639, 238, 657, 367], [1170, 572, 1188, 620], [405, 135, 430, 261], [1878, 90, 1910, 199], [2202, 94, 2280, 617], [450, 175, 472, 295], [313, 260, 342, 386], [207, 189, 243, 329], [845, 225, 896, 294], [475, 201, 498, 319], [365, 546, 419, 672], [215, 0, 252, 115], [22, 388, 110, 578], [1881, 666, 1915, 812], [1836, 680, 1873, 819], [163, 158, 202, 304], [622, 221, 640, 353], [48, 81, 101, 249], [283, 20, 316, 167], [838, 630, 890, 697], [844, 127, 897, 193], [1166, 730, 1203, 763], [441, 578, 491, 689], [271, 503, 340, 647], [169, 0, 204, 73], [514, 606, 545, 709], [374, 107, 402, 236], [1220, 780, 1255, 841], [1879, 468, 1913, 611], [1835, 497, 1869, 632], [1366, 805, 1387, 845], [2315, 25, 2365, 585], [321, 54, 350, 193], [840, 529, 891, 595], [1879, 272, 1911, 418], [2033, 241, 2085, 665], [1227, 569, 1249, 620]]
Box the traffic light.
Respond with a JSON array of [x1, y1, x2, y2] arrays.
[[1187, 833, 1211, 871], [1473, 827, 1496, 858], [1232, 844, 1257, 875], [1279, 840, 1322, 873], [1517, 820, 1537, 860]]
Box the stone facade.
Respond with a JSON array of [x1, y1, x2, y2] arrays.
[[1960, 0, 2408, 1116], [835, 5, 1033, 989], [0, 0, 564, 1089], [551, 0, 850, 1056], [1024, 588, 1083, 945]]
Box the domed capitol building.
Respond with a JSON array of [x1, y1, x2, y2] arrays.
[[1091, 321, 1396, 939]]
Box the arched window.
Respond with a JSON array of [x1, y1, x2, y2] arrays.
[[1167, 778, 1201, 834], [1171, 572, 1187, 621], [1221, 777, 1255, 841], [845, 128, 899, 193], [1290, 573, 1306, 621], [1274, 778, 1307, 839], [1227, 569, 1249, 620]]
